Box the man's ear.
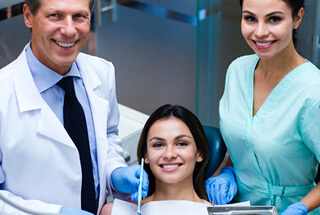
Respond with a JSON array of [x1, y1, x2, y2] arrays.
[[23, 4, 33, 29]]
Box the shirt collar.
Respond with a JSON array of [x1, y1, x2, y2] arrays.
[[26, 43, 81, 93]]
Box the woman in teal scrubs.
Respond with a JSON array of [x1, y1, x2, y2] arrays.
[[206, 0, 320, 214]]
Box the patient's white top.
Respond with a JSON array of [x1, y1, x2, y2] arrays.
[[111, 199, 210, 215]]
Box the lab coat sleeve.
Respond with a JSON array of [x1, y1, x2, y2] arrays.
[[99, 60, 129, 199], [301, 99, 320, 163], [0, 140, 61, 214], [0, 184, 62, 215]]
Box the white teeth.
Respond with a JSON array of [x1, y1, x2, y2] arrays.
[[56, 41, 75, 48], [256, 41, 272, 47], [162, 164, 179, 169]]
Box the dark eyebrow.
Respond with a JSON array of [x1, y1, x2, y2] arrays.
[[242, 10, 254, 15], [149, 137, 165, 143], [149, 134, 191, 143], [266, 11, 285, 16], [242, 10, 285, 16], [174, 134, 192, 141]]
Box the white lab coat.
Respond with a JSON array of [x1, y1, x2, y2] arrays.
[[0, 45, 127, 215]]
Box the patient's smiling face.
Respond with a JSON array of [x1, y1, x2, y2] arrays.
[[144, 118, 203, 185]]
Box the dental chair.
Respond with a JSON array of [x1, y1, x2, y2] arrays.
[[203, 126, 227, 179]]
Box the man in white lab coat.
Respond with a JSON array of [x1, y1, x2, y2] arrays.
[[0, 0, 148, 214]]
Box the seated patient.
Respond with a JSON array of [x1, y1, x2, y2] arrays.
[[100, 104, 211, 215]]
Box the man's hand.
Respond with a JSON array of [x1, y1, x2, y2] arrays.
[[111, 165, 149, 200]]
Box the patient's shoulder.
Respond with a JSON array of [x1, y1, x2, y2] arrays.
[[203, 199, 212, 205], [100, 201, 114, 215]]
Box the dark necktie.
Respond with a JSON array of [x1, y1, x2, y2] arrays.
[[57, 76, 97, 214]]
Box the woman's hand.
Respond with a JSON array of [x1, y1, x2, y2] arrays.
[[281, 202, 308, 215], [205, 166, 237, 205]]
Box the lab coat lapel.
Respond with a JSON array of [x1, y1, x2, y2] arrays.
[[37, 101, 75, 147], [77, 57, 109, 181], [13, 49, 75, 148], [89, 89, 110, 179]]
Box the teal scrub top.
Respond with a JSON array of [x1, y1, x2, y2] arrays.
[[219, 54, 320, 214]]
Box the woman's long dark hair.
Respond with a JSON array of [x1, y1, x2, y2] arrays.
[[137, 104, 209, 200]]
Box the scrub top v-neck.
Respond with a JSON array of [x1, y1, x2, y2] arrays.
[[219, 54, 320, 214]]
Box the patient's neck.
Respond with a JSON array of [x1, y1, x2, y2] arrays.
[[146, 178, 202, 203]]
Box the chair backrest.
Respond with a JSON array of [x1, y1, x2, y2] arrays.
[[203, 126, 227, 179]]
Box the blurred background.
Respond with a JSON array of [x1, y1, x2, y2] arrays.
[[1, 0, 319, 128]]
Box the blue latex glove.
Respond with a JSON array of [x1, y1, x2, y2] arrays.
[[281, 202, 308, 215], [111, 165, 149, 201], [60, 207, 94, 215], [205, 166, 237, 205]]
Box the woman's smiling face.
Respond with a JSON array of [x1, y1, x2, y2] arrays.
[[144, 118, 203, 186], [241, 0, 303, 59]]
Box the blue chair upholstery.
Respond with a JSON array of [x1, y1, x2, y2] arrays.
[[203, 126, 227, 179]]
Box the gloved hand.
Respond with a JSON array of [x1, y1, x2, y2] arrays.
[[60, 206, 94, 215], [111, 165, 149, 201], [281, 202, 308, 215], [205, 166, 237, 205]]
